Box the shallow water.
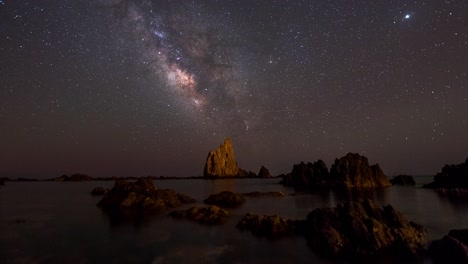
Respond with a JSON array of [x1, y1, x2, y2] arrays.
[[1, 177, 467, 263]]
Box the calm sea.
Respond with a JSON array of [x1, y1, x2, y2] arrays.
[[1, 177, 467, 263]]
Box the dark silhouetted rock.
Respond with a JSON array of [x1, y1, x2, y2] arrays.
[[98, 177, 195, 213], [204, 191, 246, 208], [424, 158, 468, 189], [237, 213, 299, 239], [91, 187, 109, 195], [304, 199, 427, 260], [280, 160, 330, 189], [0, 179, 4, 185], [257, 166, 272, 178], [242, 191, 285, 198], [170, 205, 229, 225], [50, 175, 70, 181], [69, 174, 94, 181], [390, 175, 416, 186], [429, 229, 468, 263], [203, 138, 242, 178], [330, 153, 391, 188]]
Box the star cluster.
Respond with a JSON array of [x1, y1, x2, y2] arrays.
[[0, 0, 467, 177]]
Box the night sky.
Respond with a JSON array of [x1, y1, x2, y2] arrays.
[[1, 0, 467, 178]]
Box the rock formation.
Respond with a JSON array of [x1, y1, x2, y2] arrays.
[[203, 138, 242, 178], [97, 177, 195, 213], [170, 206, 229, 225], [429, 229, 468, 263], [390, 175, 416, 186], [90, 187, 109, 195], [330, 153, 391, 188], [280, 153, 390, 189], [280, 160, 329, 189], [424, 158, 468, 189], [257, 166, 272, 178], [237, 213, 299, 239], [203, 191, 246, 208], [304, 200, 428, 260]]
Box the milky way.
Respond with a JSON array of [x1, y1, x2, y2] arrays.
[[101, 0, 254, 130]]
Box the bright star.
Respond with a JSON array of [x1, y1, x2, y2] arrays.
[[404, 14, 411, 19]]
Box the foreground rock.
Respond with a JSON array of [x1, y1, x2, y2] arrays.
[[424, 158, 468, 189], [305, 199, 427, 260], [280, 153, 391, 189], [170, 206, 229, 225], [429, 229, 468, 263], [90, 187, 109, 195], [242, 191, 285, 198], [204, 191, 246, 208], [98, 177, 195, 213], [257, 166, 272, 178], [390, 175, 416, 186], [237, 213, 299, 239], [203, 138, 242, 178]]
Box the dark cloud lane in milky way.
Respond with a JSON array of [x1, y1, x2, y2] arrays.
[[0, 0, 467, 178]]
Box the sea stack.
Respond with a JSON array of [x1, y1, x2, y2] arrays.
[[330, 153, 391, 188], [203, 138, 241, 178]]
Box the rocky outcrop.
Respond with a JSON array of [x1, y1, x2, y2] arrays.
[[280, 160, 329, 189], [47, 174, 94, 181], [429, 229, 468, 263], [90, 187, 109, 195], [237, 213, 299, 239], [97, 177, 195, 213], [170, 206, 229, 225], [304, 200, 427, 259], [203, 191, 246, 208], [330, 153, 391, 188], [280, 153, 390, 189], [390, 175, 416, 186], [424, 158, 468, 189], [242, 191, 285, 198], [203, 138, 242, 178], [257, 166, 272, 178]]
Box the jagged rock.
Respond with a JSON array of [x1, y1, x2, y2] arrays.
[[203, 138, 243, 178], [204, 191, 246, 208], [237, 213, 299, 239], [257, 166, 272, 178], [170, 205, 229, 225], [390, 175, 416, 186], [330, 153, 391, 188], [97, 177, 195, 213], [280, 160, 329, 189], [304, 200, 427, 260], [90, 187, 109, 195], [424, 158, 468, 189], [429, 229, 468, 263], [242, 191, 285, 198], [69, 174, 94, 181]]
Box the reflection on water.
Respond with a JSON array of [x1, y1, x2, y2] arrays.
[[1, 179, 467, 263]]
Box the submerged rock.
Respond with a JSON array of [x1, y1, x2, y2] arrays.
[[97, 177, 195, 213], [390, 175, 416, 186], [242, 191, 285, 198], [304, 199, 427, 259], [203, 138, 242, 178], [424, 158, 468, 189], [257, 166, 272, 178], [170, 205, 229, 225], [429, 229, 468, 263], [204, 191, 246, 208], [237, 213, 299, 239], [90, 187, 109, 195]]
